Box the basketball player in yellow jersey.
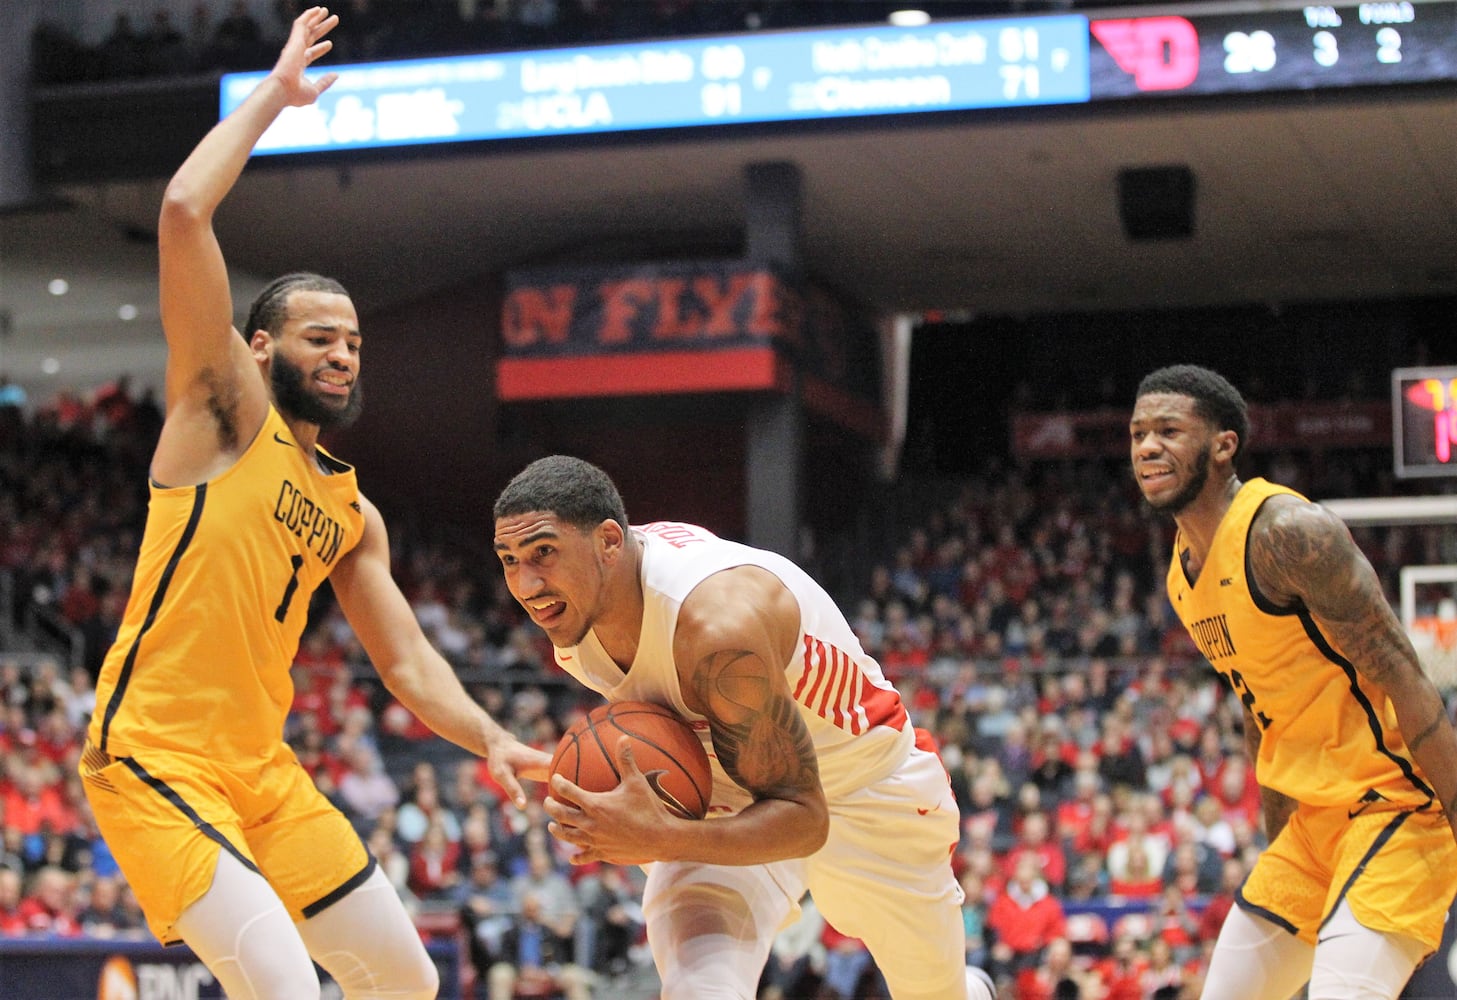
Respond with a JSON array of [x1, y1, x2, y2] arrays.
[[1130, 364, 1457, 1000], [79, 10, 550, 998]]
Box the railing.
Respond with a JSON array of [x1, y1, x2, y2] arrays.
[[20, 601, 85, 671]]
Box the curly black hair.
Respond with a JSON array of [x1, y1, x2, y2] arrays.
[[1136, 364, 1249, 459], [493, 455, 629, 531]]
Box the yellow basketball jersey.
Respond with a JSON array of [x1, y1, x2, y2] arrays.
[[90, 407, 364, 765], [1167, 478, 1434, 811]]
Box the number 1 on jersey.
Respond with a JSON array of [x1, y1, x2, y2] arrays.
[[275, 554, 304, 622]]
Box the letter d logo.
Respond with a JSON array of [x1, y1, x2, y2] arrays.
[[1091, 17, 1200, 91]]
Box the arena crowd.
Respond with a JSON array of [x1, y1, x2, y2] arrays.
[[2, 370, 1453, 1000]]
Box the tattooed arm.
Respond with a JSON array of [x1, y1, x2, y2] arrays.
[[544, 565, 830, 866], [1241, 702, 1298, 841], [1250, 495, 1457, 843]]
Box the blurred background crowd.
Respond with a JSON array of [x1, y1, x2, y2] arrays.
[[2, 364, 1453, 1000], [10, 1, 1457, 998]]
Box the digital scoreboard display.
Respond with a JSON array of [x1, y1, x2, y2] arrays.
[[222, 15, 1091, 154], [1090, 0, 1457, 97], [1393, 367, 1457, 479], [220, 0, 1457, 155]]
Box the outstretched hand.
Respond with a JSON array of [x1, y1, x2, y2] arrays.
[[272, 6, 340, 106], [482, 734, 553, 810], [545, 740, 677, 866]]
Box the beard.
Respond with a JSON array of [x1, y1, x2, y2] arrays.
[[1142, 442, 1211, 516], [270, 352, 363, 431]]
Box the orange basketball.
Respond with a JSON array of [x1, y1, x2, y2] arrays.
[[550, 701, 712, 820]]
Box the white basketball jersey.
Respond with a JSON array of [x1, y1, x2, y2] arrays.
[[552, 521, 914, 812]]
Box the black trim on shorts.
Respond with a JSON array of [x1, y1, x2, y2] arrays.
[[99, 483, 208, 752], [120, 755, 260, 876], [302, 853, 378, 919], [1318, 809, 1412, 933], [1234, 886, 1299, 935]]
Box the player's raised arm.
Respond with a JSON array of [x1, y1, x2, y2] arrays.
[[1250, 495, 1457, 842], [153, 8, 338, 479]]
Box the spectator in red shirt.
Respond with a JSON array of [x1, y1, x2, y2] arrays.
[[292, 720, 346, 787], [1211, 754, 1263, 831], [407, 818, 461, 901], [1107, 840, 1164, 900], [1068, 791, 1117, 862], [1000, 810, 1067, 890], [1015, 937, 1087, 1000], [32, 707, 80, 769], [1191, 723, 1229, 790], [59, 565, 101, 626], [1140, 937, 1184, 998], [987, 853, 1067, 979], [0, 867, 24, 935], [1055, 767, 1103, 843], [1095, 932, 1148, 1000], [16, 865, 81, 936], [1, 764, 70, 837], [1150, 883, 1202, 958], [292, 628, 348, 695]]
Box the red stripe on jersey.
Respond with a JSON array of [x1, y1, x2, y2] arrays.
[[794, 635, 905, 734], [829, 649, 853, 729], [860, 681, 909, 732], [798, 637, 828, 705], [821, 647, 845, 725]]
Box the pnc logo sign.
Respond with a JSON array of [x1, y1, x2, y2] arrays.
[[98, 955, 217, 1000], [1091, 16, 1200, 91], [97, 957, 136, 1000]]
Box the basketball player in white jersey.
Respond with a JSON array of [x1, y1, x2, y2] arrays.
[[493, 455, 989, 1000]]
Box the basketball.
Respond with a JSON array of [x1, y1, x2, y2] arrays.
[[550, 701, 713, 820]]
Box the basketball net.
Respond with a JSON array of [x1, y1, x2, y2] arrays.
[[1409, 601, 1457, 693]]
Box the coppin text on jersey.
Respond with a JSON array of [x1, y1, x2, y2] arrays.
[[274, 479, 346, 564], [1187, 612, 1238, 662]]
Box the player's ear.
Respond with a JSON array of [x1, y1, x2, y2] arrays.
[[249, 328, 272, 363], [1213, 428, 1238, 462], [597, 518, 625, 561]]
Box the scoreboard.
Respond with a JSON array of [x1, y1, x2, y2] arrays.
[[1393, 366, 1457, 479], [220, 0, 1457, 155], [1090, 1, 1456, 95]]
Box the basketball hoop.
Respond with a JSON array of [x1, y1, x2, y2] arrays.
[[1410, 598, 1457, 692]]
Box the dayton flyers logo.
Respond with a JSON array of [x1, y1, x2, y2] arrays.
[[1092, 17, 1200, 90]]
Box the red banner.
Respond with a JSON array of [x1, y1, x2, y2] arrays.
[[1013, 400, 1391, 460], [497, 262, 883, 439]]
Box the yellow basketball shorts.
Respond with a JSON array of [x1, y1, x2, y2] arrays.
[[80, 739, 372, 944], [1237, 803, 1457, 952]]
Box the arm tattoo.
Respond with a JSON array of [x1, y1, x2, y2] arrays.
[[692, 649, 820, 801], [1408, 708, 1448, 753], [1251, 500, 1407, 687]]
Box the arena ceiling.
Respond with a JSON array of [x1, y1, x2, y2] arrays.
[[1, 82, 1455, 401]]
